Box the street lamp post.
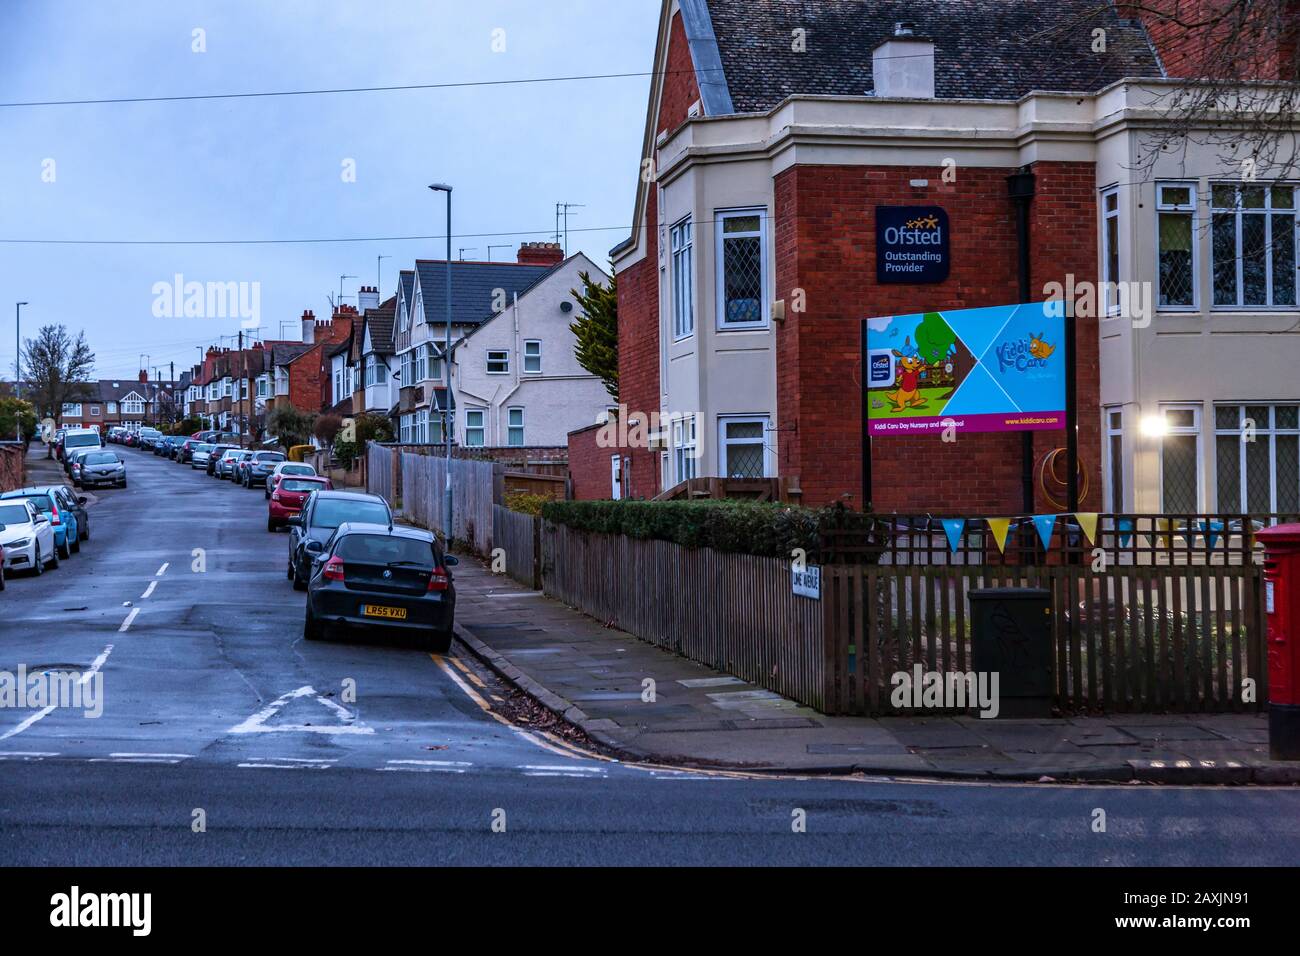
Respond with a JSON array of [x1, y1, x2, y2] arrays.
[[429, 183, 454, 543], [15, 302, 28, 443]]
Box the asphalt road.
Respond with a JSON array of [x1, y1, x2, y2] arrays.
[[1, 446, 1298, 866]]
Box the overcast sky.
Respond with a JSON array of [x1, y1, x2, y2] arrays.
[[0, 0, 659, 380]]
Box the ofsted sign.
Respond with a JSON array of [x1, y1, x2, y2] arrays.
[[876, 206, 950, 284]]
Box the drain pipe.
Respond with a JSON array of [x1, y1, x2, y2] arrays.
[[1007, 170, 1037, 515]]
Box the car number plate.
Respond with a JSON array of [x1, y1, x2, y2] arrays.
[[363, 605, 407, 621]]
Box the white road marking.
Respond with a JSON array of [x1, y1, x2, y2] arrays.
[[520, 764, 604, 773], [430, 653, 579, 760], [156, 563, 169, 577], [119, 608, 140, 632], [141, 581, 157, 600], [0, 643, 114, 741], [227, 685, 374, 735], [387, 759, 473, 767], [238, 757, 337, 770], [0, 751, 58, 760], [110, 753, 192, 759], [90, 757, 183, 764], [381, 765, 466, 774]]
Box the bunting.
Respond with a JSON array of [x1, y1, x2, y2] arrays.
[[1075, 512, 1099, 546], [1032, 515, 1058, 551], [986, 518, 1012, 555], [941, 518, 967, 554]]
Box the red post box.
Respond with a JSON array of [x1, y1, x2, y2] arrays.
[[1257, 524, 1300, 760]]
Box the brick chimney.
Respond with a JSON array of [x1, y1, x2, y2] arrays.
[[517, 241, 564, 267], [138, 369, 148, 383], [358, 285, 381, 313]]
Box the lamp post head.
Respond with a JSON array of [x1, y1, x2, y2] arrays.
[[428, 183, 453, 194]]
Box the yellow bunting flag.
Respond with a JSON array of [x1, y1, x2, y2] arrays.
[[1074, 512, 1099, 546], [1156, 518, 1171, 549], [986, 518, 1012, 554]]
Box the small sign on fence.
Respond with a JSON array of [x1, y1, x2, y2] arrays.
[[792, 565, 821, 601]]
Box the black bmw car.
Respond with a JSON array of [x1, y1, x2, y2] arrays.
[[302, 522, 458, 652]]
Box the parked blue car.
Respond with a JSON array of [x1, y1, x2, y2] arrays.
[[1, 486, 81, 559]]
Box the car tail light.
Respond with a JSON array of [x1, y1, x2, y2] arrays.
[[428, 568, 449, 591], [322, 556, 346, 582], [271, 492, 282, 502], [50, 506, 61, 526]]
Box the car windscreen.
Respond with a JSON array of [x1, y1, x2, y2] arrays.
[[84, 452, 118, 465], [0, 504, 33, 525], [195, 444, 214, 453], [281, 465, 314, 475], [336, 534, 435, 566], [310, 499, 390, 531], [255, 453, 286, 462], [7, 494, 52, 514], [280, 479, 326, 493], [64, 434, 100, 449]]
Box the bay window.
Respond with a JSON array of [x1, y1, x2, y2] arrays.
[[1157, 405, 1201, 513], [716, 209, 767, 329], [1211, 183, 1297, 308], [1215, 404, 1300, 514], [671, 217, 694, 338], [1157, 183, 1196, 309]]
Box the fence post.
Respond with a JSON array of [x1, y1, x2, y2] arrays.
[[532, 515, 542, 590]]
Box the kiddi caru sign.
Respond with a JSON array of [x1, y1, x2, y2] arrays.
[[876, 206, 950, 284]]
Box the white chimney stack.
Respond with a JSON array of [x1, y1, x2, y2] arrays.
[[358, 285, 381, 313], [872, 22, 935, 99]]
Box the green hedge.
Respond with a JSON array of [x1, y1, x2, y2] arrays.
[[540, 499, 865, 560]]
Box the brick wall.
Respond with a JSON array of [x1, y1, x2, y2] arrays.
[[0, 446, 24, 493], [567, 424, 612, 500], [1121, 0, 1299, 79], [775, 162, 1102, 514], [658, 11, 701, 136]]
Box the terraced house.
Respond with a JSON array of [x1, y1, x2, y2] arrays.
[[391, 244, 564, 446], [591, 0, 1299, 516]]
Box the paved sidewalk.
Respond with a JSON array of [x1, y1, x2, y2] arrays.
[[451, 556, 1298, 784]]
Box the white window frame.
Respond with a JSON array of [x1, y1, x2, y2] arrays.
[[62, 403, 82, 417], [486, 350, 509, 375], [1156, 403, 1202, 513], [1213, 404, 1300, 514], [1100, 186, 1121, 317], [1155, 182, 1199, 312], [717, 414, 772, 479], [715, 207, 768, 331], [523, 340, 542, 374], [1105, 407, 1126, 513], [506, 406, 525, 447], [671, 216, 695, 339], [1209, 182, 1299, 311], [673, 414, 698, 483], [465, 408, 486, 447]]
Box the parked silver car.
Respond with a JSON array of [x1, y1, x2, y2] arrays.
[[190, 443, 216, 470], [77, 450, 127, 489]]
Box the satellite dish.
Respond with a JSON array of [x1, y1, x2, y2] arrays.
[[560, 301, 574, 313]]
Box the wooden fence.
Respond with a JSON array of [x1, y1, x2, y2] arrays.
[[493, 505, 541, 589], [541, 522, 827, 709], [366, 442, 396, 502], [821, 563, 1267, 716], [400, 453, 499, 555]]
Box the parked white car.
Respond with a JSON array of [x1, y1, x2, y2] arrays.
[[0, 499, 59, 576]]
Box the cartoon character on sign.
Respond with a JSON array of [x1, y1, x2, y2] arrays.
[[1029, 333, 1056, 361], [887, 338, 928, 412]]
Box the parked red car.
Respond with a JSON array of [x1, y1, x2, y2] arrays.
[[267, 476, 333, 532]]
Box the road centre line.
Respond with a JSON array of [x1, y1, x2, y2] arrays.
[[119, 608, 140, 632], [156, 563, 169, 577], [141, 581, 157, 600]]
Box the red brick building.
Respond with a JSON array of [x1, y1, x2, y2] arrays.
[[576, 0, 1242, 513]]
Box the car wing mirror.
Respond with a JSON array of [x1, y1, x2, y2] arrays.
[[77, 497, 88, 505], [304, 540, 323, 553], [443, 555, 460, 567]]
